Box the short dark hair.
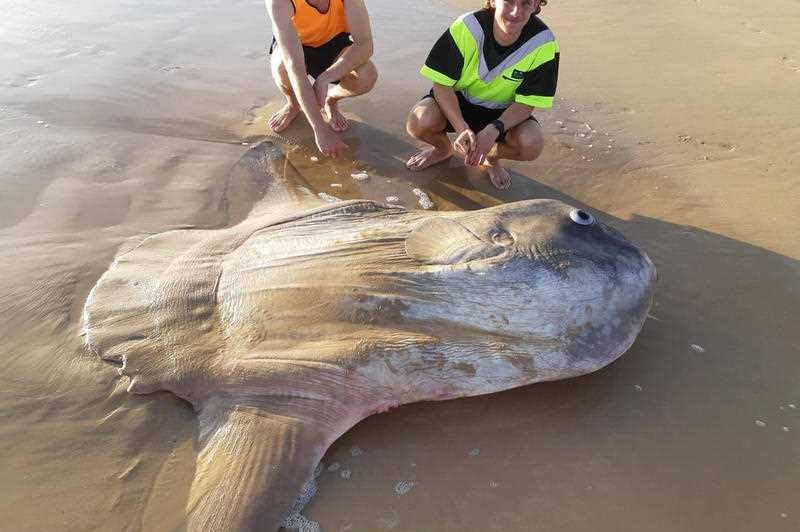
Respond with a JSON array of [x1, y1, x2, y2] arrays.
[[483, 0, 547, 16]]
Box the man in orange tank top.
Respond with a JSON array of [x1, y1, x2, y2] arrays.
[[266, 0, 377, 158]]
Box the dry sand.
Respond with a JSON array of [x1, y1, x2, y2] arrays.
[[1, 0, 798, 530]]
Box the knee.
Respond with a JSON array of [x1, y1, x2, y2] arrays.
[[345, 62, 378, 93], [406, 105, 442, 138], [358, 62, 378, 92], [514, 126, 545, 161]]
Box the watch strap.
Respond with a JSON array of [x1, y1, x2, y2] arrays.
[[491, 119, 505, 137]]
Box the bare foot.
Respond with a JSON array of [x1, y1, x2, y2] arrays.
[[483, 160, 511, 190], [406, 146, 453, 171], [268, 102, 300, 133], [323, 99, 348, 132]]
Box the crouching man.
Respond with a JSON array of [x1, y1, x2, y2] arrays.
[[266, 0, 378, 157], [406, 0, 558, 189]]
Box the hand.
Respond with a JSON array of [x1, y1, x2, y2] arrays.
[[453, 129, 476, 159], [313, 73, 330, 108], [314, 125, 348, 158], [466, 126, 500, 166]]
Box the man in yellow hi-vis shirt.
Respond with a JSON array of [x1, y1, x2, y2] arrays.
[[406, 0, 558, 189]]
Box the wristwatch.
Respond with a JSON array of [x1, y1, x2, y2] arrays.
[[490, 119, 505, 137]]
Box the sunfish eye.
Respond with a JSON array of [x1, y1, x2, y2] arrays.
[[569, 209, 595, 226]]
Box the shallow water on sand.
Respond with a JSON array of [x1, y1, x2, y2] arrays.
[[1, 0, 799, 530]]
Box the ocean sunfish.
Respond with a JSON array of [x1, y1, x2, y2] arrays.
[[83, 141, 656, 531]]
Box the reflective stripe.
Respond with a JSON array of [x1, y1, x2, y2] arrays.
[[515, 93, 553, 108], [420, 65, 458, 87], [462, 13, 555, 83], [462, 92, 511, 110]]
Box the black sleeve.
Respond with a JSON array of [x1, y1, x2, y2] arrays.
[[517, 52, 559, 98], [423, 29, 465, 83]]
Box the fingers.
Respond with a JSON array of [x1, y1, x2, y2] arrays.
[[324, 143, 347, 158], [406, 154, 423, 171], [320, 141, 348, 158], [453, 130, 475, 156], [466, 147, 485, 167]]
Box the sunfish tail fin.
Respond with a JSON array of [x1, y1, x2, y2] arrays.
[[186, 398, 330, 532]]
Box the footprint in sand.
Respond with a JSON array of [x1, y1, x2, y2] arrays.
[[83, 44, 112, 56], [742, 22, 766, 35], [349, 445, 364, 457], [6, 74, 40, 88], [678, 134, 737, 154], [50, 48, 81, 59], [780, 56, 800, 73], [394, 480, 416, 496], [243, 50, 266, 60]]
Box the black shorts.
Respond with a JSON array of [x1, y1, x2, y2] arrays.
[[269, 32, 352, 80], [421, 89, 538, 143]]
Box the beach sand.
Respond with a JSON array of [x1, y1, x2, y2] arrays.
[[1, 0, 798, 530]]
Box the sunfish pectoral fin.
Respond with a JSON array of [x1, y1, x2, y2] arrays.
[[186, 397, 331, 532], [405, 218, 502, 265]]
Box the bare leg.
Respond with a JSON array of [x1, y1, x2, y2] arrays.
[[268, 51, 301, 133], [323, 61, 378, 132], [482, 119, 545, 190], [405, 98, 453, 171]]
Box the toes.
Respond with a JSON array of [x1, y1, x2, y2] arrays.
[[268, 115, 283, 132], [406, 153, 423, 170], [269, 107, 298, 133], [273, 117, 292, 133], [488, 170, 511, 190], [407, 149, 451, 172], [407, 156, 426, 171]]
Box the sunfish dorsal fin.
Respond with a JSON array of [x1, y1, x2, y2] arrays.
[[236, 140, 328, 218], [186, 397, 334, 532]]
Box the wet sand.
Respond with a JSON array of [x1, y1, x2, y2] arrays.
[[1, 0, 799, 530]]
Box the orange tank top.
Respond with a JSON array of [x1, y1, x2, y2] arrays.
[[292, 0, 349, 48]]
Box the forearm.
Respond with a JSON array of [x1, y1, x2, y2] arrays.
[[320, 42, 372, 82], [497, 103, 536, 130], [432, 83, 468, 132], [281, 55, 326, 129]]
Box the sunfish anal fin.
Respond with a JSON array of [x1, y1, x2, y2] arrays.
[[186, 397, 331, 532]]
